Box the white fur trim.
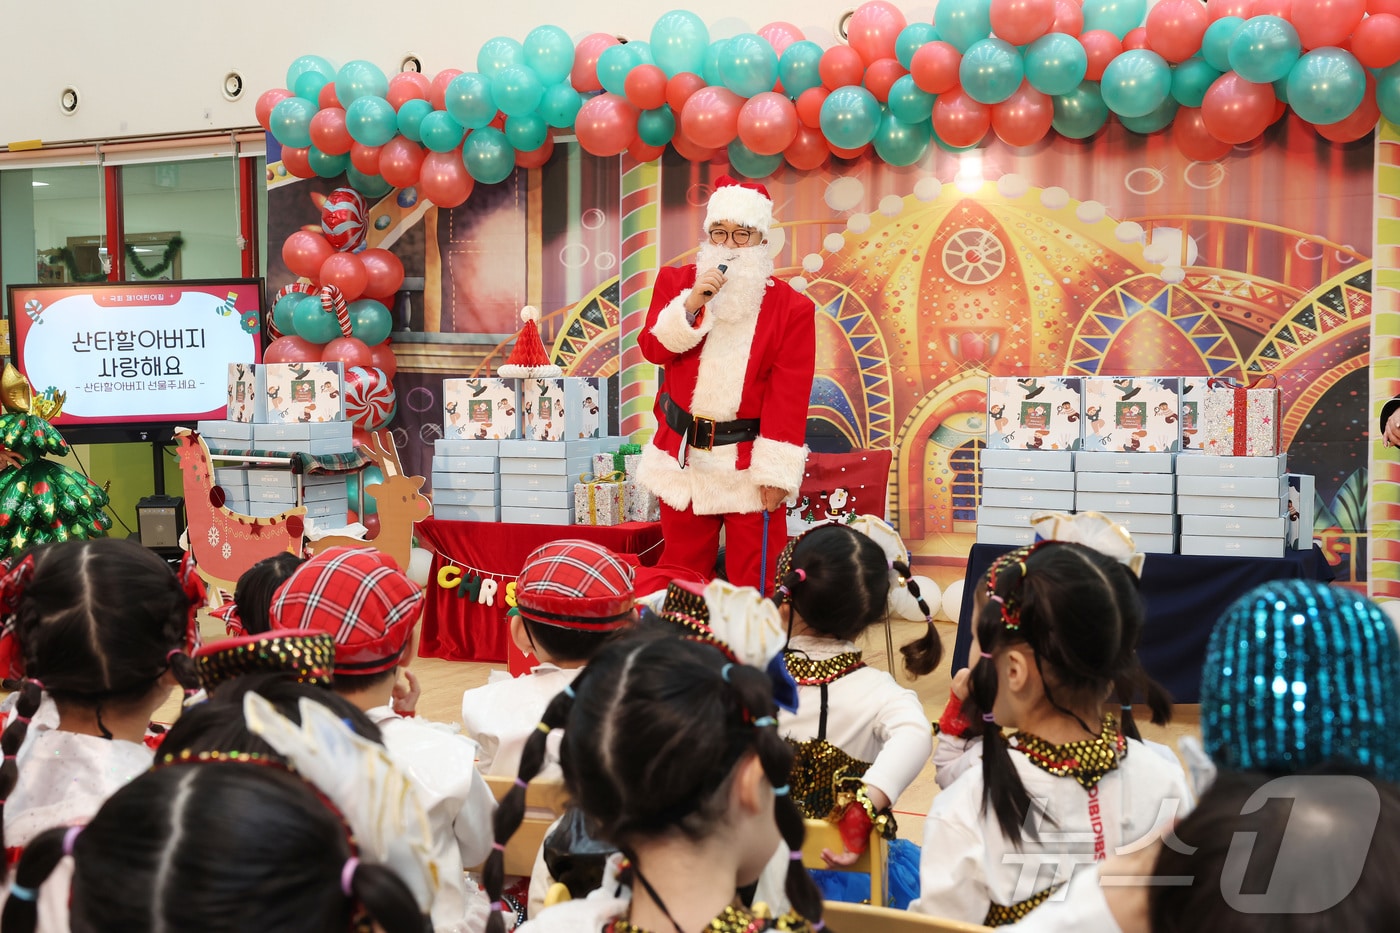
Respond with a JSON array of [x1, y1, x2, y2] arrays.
[[649, 290, 712, 355], [746, 437, 808, 496], [637, 444, 767, 516], [498, 363, 562, 378], [704, 186, 772, 238], [637, 444, 692, 511], [690, 313, 759, 420]]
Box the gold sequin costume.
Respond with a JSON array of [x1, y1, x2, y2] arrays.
[[607, 903, 818, 933], [782, 650, 874, 821]]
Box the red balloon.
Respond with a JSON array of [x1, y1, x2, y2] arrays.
[[759, 21, 806, 56], [318, 84, 341, 110], [933, 89, 992, 147], [309, 108, 352, 156], [1371, 0, 1400, 13], [796, 87, 830, 128], [516, 136, 557, 168], [573, 33, 620, 92], [1122, 26, 1151, 50], [370, 341, 398, 378], [575, 93, 640, 156], [361, 513, 382, 538], [991, 0, 1057, 44], [1352, 13, 1400, 67], [680, 86, 744, 149], [265, 335, 324, 364], [784, 124, 831, 169], [359, 248, 405, 297], [256, 89, 292, 131], [847, 1, 909, 65], [429, 69, 463, 110], [627, 138, 668, 161], [1173, 106, 1233, 159], [1292, 0, 1366, 47], [991, 81, 1054, 146], [829, 141, 872, 159], [1146, 0, 1210, 61], [671, 132, 720, 161], [1252, 0, 1293, 16], [666, 73, 708, 111], [863, 58, 908, 102], [1080, 31, 1124, 80], [379, 137, 425, 188], [350, 142, 382, 175], [1049, 0, 1085, 34], [819, 46, 867, 90], [387, 72, 431, 110], [321, 336, 375, 369], [1271, 95, 1289, 123], [418, 149, 474, 208], [280, 146, 315, 179], [320, 253, 369, 302], [1207, 0, 1252, 16], [625, 64, 669, 110], [1317, 76, 1379, 141], [737, 92, 800, 155], [1201, 72, 1274, 144], [282, 230, 335, 280], [911, 41, 963, 94]]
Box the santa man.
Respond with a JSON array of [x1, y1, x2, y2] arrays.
[[633, 176, 816, 596]]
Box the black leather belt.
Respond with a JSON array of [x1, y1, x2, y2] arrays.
[[661, 393, 760, 452]]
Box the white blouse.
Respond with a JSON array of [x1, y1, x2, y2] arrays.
[[460, 664, 579, 778]]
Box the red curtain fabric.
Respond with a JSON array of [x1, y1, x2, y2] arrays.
[[414, 518, 664, 663]]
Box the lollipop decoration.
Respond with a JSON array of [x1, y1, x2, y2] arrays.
[[320, 187, 369, 252], [344, 366, 397, 431]]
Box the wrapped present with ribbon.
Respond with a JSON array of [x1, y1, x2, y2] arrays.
[[591, 451, 617, 479], [573, 470, 624, 526], [1191, 376, 1281, 457], [613, 442, 643, 476], [624, 479, 661, 523]]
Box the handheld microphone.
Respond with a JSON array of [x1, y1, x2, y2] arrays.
[[699, 264, 729, 301]]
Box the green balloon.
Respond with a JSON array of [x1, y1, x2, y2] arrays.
[[335, 60, 388, 105], [873, 109, 932, 166], [638, 106, 677, 145], [292, 296, 342, 344], [286, 55, 336, 93], [1286, 48, 1366, 125], [820, 86, 882, 148], [307, 147, 349, 178], [1228, 15, 1300, 84], [726, 140, 782, 178], [1119, 96, 1179, 133], [1202, 17, 1243, 72], [597, 45, 641, 97], [524, 25, 575, 85], [478, 37, 526, 78], [1379, 64, 1400, 125], [1052, 81, 1109, 138], [269, 96, 316, 149], [292, 71, 328, 103], [937, 0, 993, 52], [346, 168, 393, 199], [419, 111, 466, 153], [960, 38, 1025, 105], [1082, 0, 1147, 39], [345, 96, 398, 147], [1100, 49, 1171, 118], [651, 9, 711, 78], [445, 73, 497, 130], [779, 41, 825, 99], [897, 23, 940, 69], [702, 39, 727, 87], [1172, 58, 1222, 107], [492, 65, 546, 117], [888, 74, 936, 124], [463, 127, 516, 185], [719, 33, 779, 98], [347, 466, 384, 515], [348, 299, 392, 345], [1025, 33, 1088, 96], [273, 293, 307, 336], [539, 83, 583, 128], [505, 113, 548, 151]]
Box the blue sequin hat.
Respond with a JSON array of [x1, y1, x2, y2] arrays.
[[1202, 580, 1400, 782]]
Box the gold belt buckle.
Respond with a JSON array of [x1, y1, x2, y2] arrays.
[[690, 416, 717, 451]]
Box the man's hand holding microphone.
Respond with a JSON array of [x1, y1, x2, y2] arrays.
[[684, 264, 727, 324]]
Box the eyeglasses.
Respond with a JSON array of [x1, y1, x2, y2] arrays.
[[708, 227, 755, 246]]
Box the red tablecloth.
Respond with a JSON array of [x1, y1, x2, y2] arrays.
[[414, 518, 665, 663]]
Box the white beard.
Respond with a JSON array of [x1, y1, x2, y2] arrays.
[[695, 241, 773, 324]]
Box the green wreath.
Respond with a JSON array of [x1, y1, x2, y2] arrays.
[[46, 236, 184, 283]]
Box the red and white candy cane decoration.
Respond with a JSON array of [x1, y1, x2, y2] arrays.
[[269, 282, 316, 339], [319, 284, 352, 337]]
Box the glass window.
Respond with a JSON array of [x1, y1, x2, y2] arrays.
[[121, 158, 241, 280]]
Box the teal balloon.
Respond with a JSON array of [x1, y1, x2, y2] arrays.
[[888, 74, 936, 123], [1024, 33, 1088, 96], [597, 45, 641, 97], [524, 25, 576, 85], [463, 127, 516, 184], [419, 111, 466, 153], [505, 112, 548, 150], [539, 83, 584, 128], [726, 139, 782, 178], [820, 85, 882, 148], [1202, 17, 1243, 72], [1172, 57, 1222, 107], [779, 41, 825, 98], [445, 73, 497, 130], [345, 168, 393, 198], [1228, 16, 1300, 84], [1119, 95, 1179, 132], [292, 71, 329, 103], [719, 33, 779, 97], [959, 38, 1025, 105], [937, 0, 993, 52], [478, 37, 525, 77], [273, 293, 308, 336], [651, 9, 711, 77], [629, 41, 655, 66], [873, 109, 932, 166], [347, 466, 384, 514], [1082, 0, 1147, 39], [1273, 76, 1290, 102], [1052, 81, 1109, 138], [638, 106, 678, 145], [492, 65, 545, 116], [345, 96, 398, 146], [335, 60, 388, 105], [286, 55, 336, 92], [308, 147, 349, 178], [396, 99, 433, 142], [1286, 48, 1366, 125], [897, 23, 940, 69], [1379, 64, 1400, 125], [1100, 49, 1171, 118], [702, 40, 727, 87], [348, 299, 392, 345], [292, 296, 342, 344], [269, 96, 316, 148]]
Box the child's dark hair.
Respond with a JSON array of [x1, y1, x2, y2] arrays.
[[773, 523, 942, 676], [519, 616, 621, 664], [481, 628, 823, 933], [1, 763, 425, 933], [234, 553, 306, 635], [0, 538, 201, 853], [971, 541, 1156, 846]]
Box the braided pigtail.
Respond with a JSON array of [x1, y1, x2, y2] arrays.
[[0, 825, 66, 933], [0, 678, 43, 853], [483, 682, 580, 933], [166, 650, 202, 698], [349, 861, 431, 933], [893, 559, 943, 676]]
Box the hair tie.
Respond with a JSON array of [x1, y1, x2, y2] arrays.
[[812, 922, 826, 932], [982, 712, 997, 723], [62, 825, 81, 856], [773, 784, 790, 796], [7, 884, 36, 903], [789, 851, 804, 861], [720, 663, 735, 683], [491, 842, 506, 853], [753, 716, 777, 728], [23, 678, 43, 692], [776, 585, 791, 598], [514, 777, 528, 789], [165, 648, 183, 663], [2, 754, 14, 761], [793, 569, 807, 582], [14, 715, 30, 725], [340, 857, 359, 896], [535, 722, 552, 735], [490, 901, 505, 913], [562, 684, 575, 699], [979, 651, 993, 659], [988, 594, 1005, 605]]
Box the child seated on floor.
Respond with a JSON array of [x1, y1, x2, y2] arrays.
[[212, 551, 305, 636], [460, 539, 637, 778]]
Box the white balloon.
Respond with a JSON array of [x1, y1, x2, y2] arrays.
[[1160, 265, 1186, 284], [823, 232, 847, 253], [913, 177, 943, 201], [824, 176, 866, 211], [802, 252, 824, 273], [879, 194, 905, 216], [407, 547, 433, 588], [1075, 200, 1106, 223], [1040, 186, 1069, 210], [846, 213, 872, 234], [1115, 221, 1145, 243], [940, 578, 965, 624], [996, 173, 1029, 198], [765, 226, 786, 256], [789, 276, 809, 292]]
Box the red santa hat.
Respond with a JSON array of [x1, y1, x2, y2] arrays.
[[704, 175, 773, 240], [498, 306, 563, 379]]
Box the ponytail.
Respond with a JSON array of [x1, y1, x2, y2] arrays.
[[969, 636, 1037, 846], [349, 861, 429, 933], [0, 825, 65, 933], [0, 679, 43, 853], [893, 560, 943, 676]]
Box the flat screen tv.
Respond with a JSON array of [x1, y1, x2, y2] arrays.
[[6, 279, 265, 444]]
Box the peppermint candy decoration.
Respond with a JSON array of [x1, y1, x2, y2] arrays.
[[319, 285, 352, 337], [320, 187, 368, 252], [23, 299, 43, 324], [344, 366, 396, 430]]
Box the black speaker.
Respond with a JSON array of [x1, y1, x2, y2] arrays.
[[136, 495, 185, 550]]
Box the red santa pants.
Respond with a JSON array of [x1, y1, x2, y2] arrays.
[[633, 501, 789, 597]]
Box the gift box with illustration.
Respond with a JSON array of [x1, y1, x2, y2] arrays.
[[256, 362, 345, 424], [521, 376, 608, 442], [226, 363, 256, 423], [1182, 377, 1282, 457], [442, 377, 521, 441], [1083, 377, 1181, 453], [985, 377, 1083, 451], [574, 473, 624, 526]]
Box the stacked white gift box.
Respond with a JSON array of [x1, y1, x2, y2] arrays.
[[979, 377, 1082, 548], [432, 438, 505, 522]]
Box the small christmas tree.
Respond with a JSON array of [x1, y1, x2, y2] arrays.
[[0, 365, 112, 558]]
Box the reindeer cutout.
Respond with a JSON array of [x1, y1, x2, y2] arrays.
[[306, 431, 431, 572]]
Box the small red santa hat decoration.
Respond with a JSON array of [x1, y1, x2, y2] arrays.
[[498, 306, 563, 379], [703, 175, 773, 240]]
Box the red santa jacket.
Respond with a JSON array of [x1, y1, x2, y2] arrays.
[[635, 263, 816, 516]]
